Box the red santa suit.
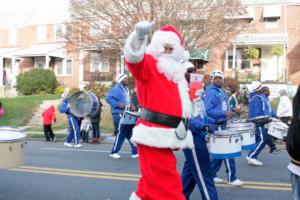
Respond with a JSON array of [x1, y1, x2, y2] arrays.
[[124, 25, 194, 200]]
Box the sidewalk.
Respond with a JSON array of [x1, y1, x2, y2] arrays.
[[17, 126, 117, 144]]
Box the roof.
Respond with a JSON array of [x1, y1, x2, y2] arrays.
[[0, 48, 21, 58], [235, 33, 288, 45], [13, 43, 66, 58], [189, 49, 210, 61]]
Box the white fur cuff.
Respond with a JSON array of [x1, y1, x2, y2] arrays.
[[129, 192, 141, 200]]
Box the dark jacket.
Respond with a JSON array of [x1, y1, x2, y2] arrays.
[[286, 85, 300, 165], [89, 101, 103, 123]]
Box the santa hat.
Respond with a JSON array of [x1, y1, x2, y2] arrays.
[[251, 81, 262, 92], [116, 73, 128, 83], [150, 26, 184, 50], [210, 70, 224, 81]]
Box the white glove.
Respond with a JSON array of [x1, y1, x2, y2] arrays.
[[135, 21, 155, 40]]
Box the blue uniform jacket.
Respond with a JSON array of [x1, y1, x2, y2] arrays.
[[248, 93, 273, 118], [59, 99, 80, 120], [105, 83, 129, 114], [204, 83, 228, 123]]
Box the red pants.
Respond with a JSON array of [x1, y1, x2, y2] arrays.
[[135, 144, 185, 200]]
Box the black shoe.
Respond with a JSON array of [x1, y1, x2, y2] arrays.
[[270, 149, 280, 154]]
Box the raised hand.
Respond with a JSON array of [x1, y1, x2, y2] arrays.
[[135, 21, 155, 40]]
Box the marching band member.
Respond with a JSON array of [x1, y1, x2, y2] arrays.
[[105, 74, 138, 159], [60, 95, 82, 148], [246, 81, 272, 165], [204, 70, 244, 187], [181, 62, 219, 200]]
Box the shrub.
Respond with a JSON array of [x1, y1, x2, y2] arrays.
[[54, 86, 65, 95], [84, 82, 108, 99], [69, 87, 80, 94], [16, 68, 57, 95]]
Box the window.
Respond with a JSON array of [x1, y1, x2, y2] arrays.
[[56, 59, 63, 75], [54, 24, 66, 41], [227, 48, 256, 70], [34, 57, 46, 68], [90, 52, 100, 72], [266, 17, 279, 29], [90, 52, 110, 72], [66, 60, 72, 75], [100, 58, 109, 72], [55, 58, 72, 76], [8, 28, 17, 46], [37, 26, 47, 43]]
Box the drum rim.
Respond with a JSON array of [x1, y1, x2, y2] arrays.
[[212, 133, 241, 138], [124, 110, 140, 117]]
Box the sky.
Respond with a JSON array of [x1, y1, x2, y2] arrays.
[[0, 0, 70, 27]]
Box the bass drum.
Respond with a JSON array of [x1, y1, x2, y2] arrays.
[[0, 129, 26, 169], [69, 91, 99, 117]]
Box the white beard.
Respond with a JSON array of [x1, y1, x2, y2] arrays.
[[156, 54, 186, 83]]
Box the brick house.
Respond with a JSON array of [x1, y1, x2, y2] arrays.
[[201, 0, 300, 85], [0, 0, 300, 97]]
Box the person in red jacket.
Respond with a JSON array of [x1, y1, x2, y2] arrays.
[[42, 105, 56, 141]]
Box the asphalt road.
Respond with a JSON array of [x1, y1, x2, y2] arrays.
[[0, 141, 293, 200]]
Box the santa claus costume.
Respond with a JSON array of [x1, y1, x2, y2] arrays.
[[124, 23, 194, 200]]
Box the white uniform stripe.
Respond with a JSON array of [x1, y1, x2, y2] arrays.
[[112, 115, 123, 151], [225, 159, 232, 182], [250, 127, 263, 158], [192, 148, 211, 200], [70, 117, 78, 144]]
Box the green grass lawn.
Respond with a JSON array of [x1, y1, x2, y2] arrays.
[[0, 94, 60, 126]]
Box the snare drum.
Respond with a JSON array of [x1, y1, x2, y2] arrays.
[[267, 121, 288, 139], [226, 123, 256, 150], [209, 130, 242, 159], [120, 111, 139, 125], [0, 129, 26, 169]]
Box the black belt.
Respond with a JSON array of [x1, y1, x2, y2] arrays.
[[140, 108, 188, 128]]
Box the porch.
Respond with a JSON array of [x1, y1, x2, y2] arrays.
[[224, 33, 288, 82]]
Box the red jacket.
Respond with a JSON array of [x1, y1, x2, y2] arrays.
[[42, 105, 56, 125]]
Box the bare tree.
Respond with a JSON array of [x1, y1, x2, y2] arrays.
[[67, 0, 248, 53]]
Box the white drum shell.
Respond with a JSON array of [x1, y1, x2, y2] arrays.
[[210, 132, 242, 159], [268, 122, 288, 139], [226, 123, 255, 150], [0, 130, 26, 169], [120, 111, 139, 125]]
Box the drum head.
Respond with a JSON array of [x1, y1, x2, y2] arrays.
[[70, 91, 93, 117], [0, 130, 26, 142]]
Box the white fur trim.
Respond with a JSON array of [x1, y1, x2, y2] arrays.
[[129, 192, 141, 200], [124, 31, 148, 63], [146, 31, 185, 61], [178, 79, 193, 118], [152, 30, 181, 49], [131, 123, 194, 149]]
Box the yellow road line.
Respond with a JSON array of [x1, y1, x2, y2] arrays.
[[9, 168, 139, 181], [244, 181, 291, 187], [8, 166, 292, 191], [216, 184, 291, 191], [18, 165, 141, 178]]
